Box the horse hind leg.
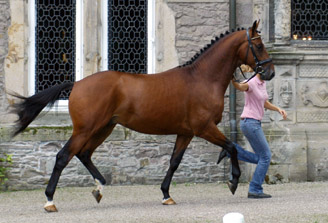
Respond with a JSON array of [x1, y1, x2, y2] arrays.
[[44, 135, 88, 212], [76, 123, 117, 204], [44, 138, 74, 212]]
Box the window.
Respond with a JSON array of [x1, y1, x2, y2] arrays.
[[35, 0, 76, 99], [108, 0, 148, 73], [291, 1, 328, 40]]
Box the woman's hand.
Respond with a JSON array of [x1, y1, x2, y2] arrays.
[[231, 78, 249, 91], [264, 101, 288, 120], [278, 108, 287, 120]]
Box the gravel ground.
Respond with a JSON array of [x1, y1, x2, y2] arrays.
[[1, 182, 328, 223]]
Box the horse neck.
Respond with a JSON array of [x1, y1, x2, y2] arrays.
[[191, 32, 245, 88]]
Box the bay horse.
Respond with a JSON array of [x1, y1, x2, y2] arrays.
[[11, 21, 274, 212]]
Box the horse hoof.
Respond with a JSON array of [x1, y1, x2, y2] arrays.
[[227, 181, 238, 195], [92, 189, 103, 203], [162, 197, 176, 205], [44, 204, 58, 212]]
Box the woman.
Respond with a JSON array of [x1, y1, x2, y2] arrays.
[[219, 65, 287, 199]]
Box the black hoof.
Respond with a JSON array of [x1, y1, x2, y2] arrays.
[[227, 180, 238, 195], [217, 150, 228, 164]]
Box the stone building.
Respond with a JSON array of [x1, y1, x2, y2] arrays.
[[0, 0, 327, 190]]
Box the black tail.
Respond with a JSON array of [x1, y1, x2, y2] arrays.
[[11, 82, 74, 136]]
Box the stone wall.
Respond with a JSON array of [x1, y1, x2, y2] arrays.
[[0, 0, 10, 119], [267, 48, 328, 183], [168, 1, 229, 65]]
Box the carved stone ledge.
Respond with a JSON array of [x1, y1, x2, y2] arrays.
[[297, 111, 328, 123]]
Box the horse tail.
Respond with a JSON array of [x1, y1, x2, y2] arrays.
[[11, 82, 74, 136]]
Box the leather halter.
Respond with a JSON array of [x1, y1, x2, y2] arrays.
[[246, 29, 272, 74], [237, 29, 273, 83]]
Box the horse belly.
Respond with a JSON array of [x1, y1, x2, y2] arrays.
[[115, 106, 191, 135], [117, 116, 186, 135]]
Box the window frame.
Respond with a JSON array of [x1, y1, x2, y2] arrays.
[[28, 0, 83, 111], [28, 0, 155, 112], [290, 0, 328, 42], [100, 0, 155, 74]]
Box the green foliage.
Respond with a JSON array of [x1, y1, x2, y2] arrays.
[[0, 154, 12, 185]]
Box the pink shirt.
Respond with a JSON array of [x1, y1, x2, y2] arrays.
[[240, 76, 268, 121]]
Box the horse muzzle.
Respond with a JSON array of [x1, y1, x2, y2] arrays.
[[258, 66, 275, 81]]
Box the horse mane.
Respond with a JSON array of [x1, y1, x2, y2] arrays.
[[179, 27, 246, 68]]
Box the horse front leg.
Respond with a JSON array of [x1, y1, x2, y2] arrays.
[[198, 123, 241, 195], [161, 135, 192, 205]]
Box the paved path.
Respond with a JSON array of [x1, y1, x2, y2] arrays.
[[1, 182, 328, 223]]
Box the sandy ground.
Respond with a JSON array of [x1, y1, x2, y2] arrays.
[[0, 182, 328, 223]]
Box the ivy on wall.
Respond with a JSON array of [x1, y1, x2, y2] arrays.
[[0, 154, 12, 187]]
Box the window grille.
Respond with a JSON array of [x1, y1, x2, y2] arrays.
[[108, 0, 147, 73], [291, 1, 328, 40], [36, 0, 76, 99]]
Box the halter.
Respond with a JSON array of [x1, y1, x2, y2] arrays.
[[236, 29, 273, 83]]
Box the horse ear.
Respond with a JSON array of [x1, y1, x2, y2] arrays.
[[251, 20, 260, 35], [251, 20, 258, 34]]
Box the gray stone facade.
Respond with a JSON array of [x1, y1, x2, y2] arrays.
[[168, 1, 229, 65], [0, 0, 10, 118], [0, 0, 328, 191]]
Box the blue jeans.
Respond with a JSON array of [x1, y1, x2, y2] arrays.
[[233, 118, 271, 194]]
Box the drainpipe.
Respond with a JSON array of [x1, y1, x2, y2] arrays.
[[229, 0, 237, 143]]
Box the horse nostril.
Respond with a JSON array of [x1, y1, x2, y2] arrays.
[[271, 72, 275, 77]]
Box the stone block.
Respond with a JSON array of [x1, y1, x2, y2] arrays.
[[266, 164, 290, 184], [289, 164, 307, 182]]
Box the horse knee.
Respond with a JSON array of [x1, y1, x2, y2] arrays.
[[54, 148, 71, 170], [225, 142, 237, 157], [225, 142, 241, 178]]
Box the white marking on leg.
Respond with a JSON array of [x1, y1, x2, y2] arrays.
[[95, 179, 104, 195], [44, 200, 54, 208], [162, 198, 170, 204]]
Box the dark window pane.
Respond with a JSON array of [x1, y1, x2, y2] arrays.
[[108, 0, 147, 73], [291, 1, 328, 40], [36, 0, 76, 99]]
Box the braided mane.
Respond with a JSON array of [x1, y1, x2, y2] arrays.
[[179, 27, 245, 68]]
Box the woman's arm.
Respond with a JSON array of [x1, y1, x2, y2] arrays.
[[231, 78, 249, 92], [264, 101, 287, 120]]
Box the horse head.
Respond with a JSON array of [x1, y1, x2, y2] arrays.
[[238, 20, 275, 81]]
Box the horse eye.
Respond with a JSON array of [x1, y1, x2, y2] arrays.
[[256, 44, 263, 50]]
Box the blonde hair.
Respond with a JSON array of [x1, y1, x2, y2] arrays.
[[240, 64, 254, 73]]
